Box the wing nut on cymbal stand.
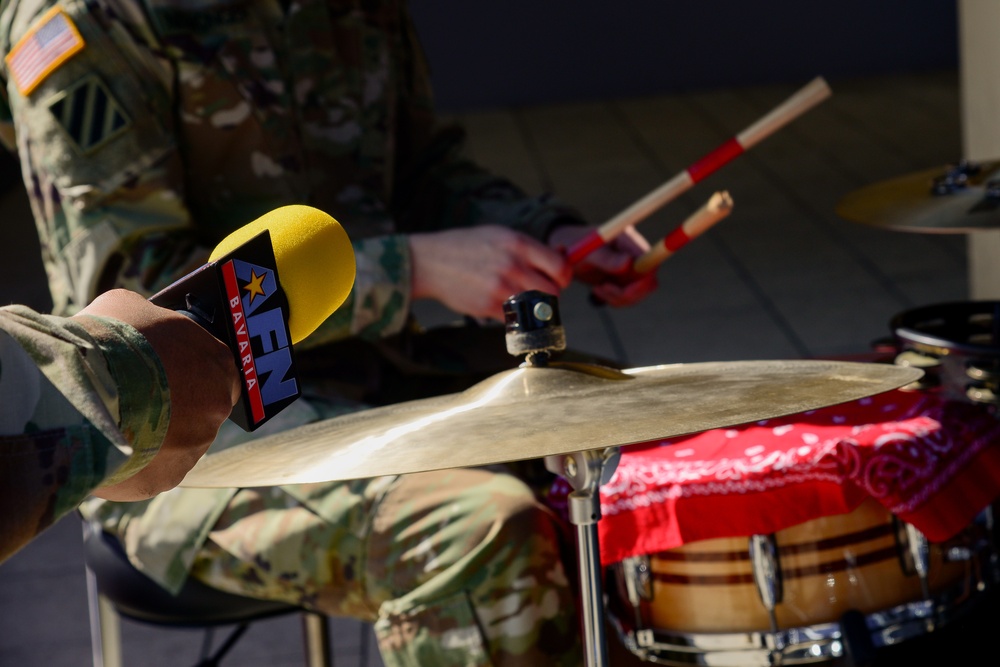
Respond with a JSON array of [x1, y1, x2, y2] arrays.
[[930, 159, 981, 196], [502, 290, 619, 667], [503, 289, 567, 366]]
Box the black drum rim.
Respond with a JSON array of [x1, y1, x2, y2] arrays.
[[891, 300, 1000, 358]]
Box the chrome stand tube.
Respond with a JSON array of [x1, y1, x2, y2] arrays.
[[546, 447, 621, 667]]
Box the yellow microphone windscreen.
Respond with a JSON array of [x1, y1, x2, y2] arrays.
[[210, 205, 356, 344]]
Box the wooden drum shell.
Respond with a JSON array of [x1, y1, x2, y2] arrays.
[[628, 498, 970, 634]]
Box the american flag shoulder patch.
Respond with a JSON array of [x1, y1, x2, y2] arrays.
[[5, 6, 85, 96]]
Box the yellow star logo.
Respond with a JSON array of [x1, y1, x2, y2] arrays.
[[243, 269, 267, 304]]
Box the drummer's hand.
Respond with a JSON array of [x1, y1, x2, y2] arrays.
[[74, 289, 241, 501], [410, 226, 573, 320], [548, 225, 658, 307]]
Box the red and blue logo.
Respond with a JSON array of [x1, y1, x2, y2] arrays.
[[220, 258, 298, 426]]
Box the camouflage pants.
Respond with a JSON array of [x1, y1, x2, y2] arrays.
[[189, 467, 583, 666]]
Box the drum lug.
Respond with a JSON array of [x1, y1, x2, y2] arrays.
[[904, 523, 931, 582], [750, 532, 787, 662], [750, 534, 784, 610], [895, 519, 933, 609], [620, 555, 653, 605]]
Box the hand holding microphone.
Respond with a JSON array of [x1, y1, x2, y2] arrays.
[[76, 289, 243, 501], [150, 204, 356, 431]]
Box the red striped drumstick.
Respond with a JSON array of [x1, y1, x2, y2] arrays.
[[632, 191, 733, 274], [565, 76, 831, 264]]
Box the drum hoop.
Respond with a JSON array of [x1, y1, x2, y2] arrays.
[[610, 587, 980, 665]]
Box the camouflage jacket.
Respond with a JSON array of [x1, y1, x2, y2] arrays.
[[0, 0, 583, 589], [0, 304, 168, 564], [0, 0, 582, 326]]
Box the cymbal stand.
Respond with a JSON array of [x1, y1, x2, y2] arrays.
[[501, 289, 620, 666], [545, 447, 621, 667]]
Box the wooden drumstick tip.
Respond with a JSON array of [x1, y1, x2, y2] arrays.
[[569, 77, 829, 266], [739, 77, 832, 148], [633, 191, 734, 274], [688, 190, 733, 235]]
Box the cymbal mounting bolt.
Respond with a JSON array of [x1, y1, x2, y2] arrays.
[[533, 301, 553, 322], [503, 290, 567, 363]]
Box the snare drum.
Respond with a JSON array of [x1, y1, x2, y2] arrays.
[[602, 302, 1000, 665], [607, 498, 995, 666]]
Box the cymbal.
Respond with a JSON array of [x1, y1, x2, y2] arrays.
[[180, 359, 922, 488], [836, 159, 1000, 233]]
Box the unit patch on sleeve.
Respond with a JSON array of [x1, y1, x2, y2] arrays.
[[46, 75, 130, 154], [5, 6, 85, 96]]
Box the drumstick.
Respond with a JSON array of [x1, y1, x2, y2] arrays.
[[566, 76, 831, 264], [633, 191, 733, 274]]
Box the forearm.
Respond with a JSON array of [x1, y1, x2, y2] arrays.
[[0, 306, 169, 562]]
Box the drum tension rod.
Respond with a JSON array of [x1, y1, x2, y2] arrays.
[[749, 533, 785, 655]]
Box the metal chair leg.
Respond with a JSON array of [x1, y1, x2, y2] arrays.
[[358, 621, 369, 667], [85, 536, 122, 667], [83, 518, 337, 667], [302, 612, 332, 667]]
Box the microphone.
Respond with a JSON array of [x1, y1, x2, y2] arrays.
[[149, 205, 356, 431]]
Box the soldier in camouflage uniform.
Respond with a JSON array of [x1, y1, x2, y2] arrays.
[[0, 0, 657, 664], [0, 289, 239, 564]]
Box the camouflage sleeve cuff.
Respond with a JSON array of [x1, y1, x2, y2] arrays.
[[402, 164, 589, 243], [72, 315, 170, 486], [0, 305, 169, 488]]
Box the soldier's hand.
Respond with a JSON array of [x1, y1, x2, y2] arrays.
[[79, 290, 240, 501], [548, 225, 658, 307], [409, 226, 573, 321]]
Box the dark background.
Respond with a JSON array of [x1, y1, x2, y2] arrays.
[[409, 0, 959, 112]]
